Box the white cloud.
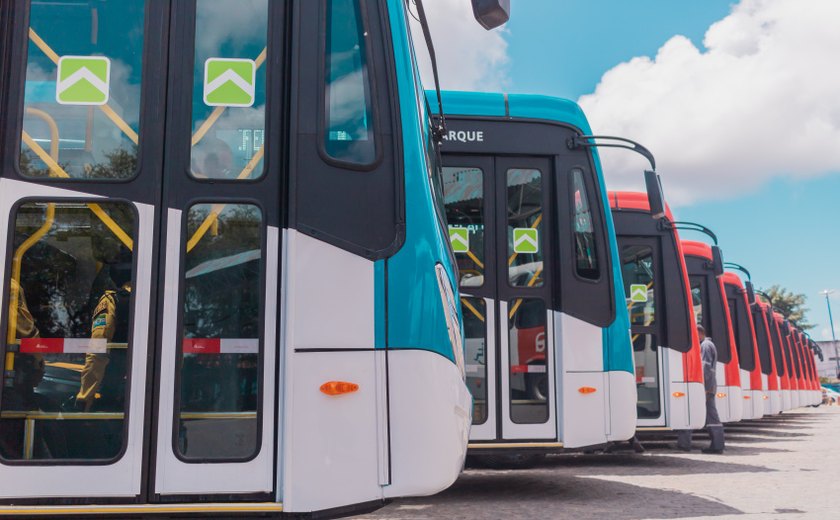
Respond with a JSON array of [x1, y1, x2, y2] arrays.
[[579, 0, 840, 205], [408, 0, 510, 91]]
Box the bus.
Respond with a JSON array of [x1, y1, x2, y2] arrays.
[[803, 332, 822, 404], [682, 240, 742, 423], [721, 269, 765, 419], [752, 299, 783, 414], [769, 310, 794, 411], [0, 0, 510, 515], [797, 329, 822, 406], [434, 91, 638, 456], [610, 193, 706, 432], [780, 317, 803, 409]]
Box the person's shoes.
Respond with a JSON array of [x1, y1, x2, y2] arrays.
[[701, 448, 724, 454], [631, 439, 646, 453]]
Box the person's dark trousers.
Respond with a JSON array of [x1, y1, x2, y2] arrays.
[[675, 392, 725, 451], [705, 391, 725, 451]]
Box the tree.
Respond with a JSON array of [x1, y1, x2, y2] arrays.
[[760, 284, 814, 330]]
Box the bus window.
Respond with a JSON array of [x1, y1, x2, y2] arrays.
[[690, 279, 705, 328], [322, 0, 376, 165], [621, 245, 655, 328], [507, 168, 543, 288], [729, 296, 755, 371], [462, 297, 487, 424], [442, 166, 484, 287], [633, 333, 661, 419], [570, 169, 599, 280], [753, 309, 772, 375], [1, 201, 136, 461], [20, 1, 145, 180], [177, 203, 263, 461], [508, 298, 548, 424], [769, 320, 786, 377], [190, 0, 268, 181]]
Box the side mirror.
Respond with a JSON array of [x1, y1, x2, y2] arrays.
[[711, 245, 725, 278], [644, 170, 666, 220], [745, 280, 756, 304], [471, 0, 510, 30]]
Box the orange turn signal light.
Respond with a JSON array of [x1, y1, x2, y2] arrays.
[[762, 395, 769, 400], [744, 395, 751, 399], [320, 381, 359, 396], [578, 386, 597, 394], [672, 392, 686, 398], [716, 393, 727, 398]]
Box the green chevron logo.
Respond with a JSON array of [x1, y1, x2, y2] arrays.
[[512, 228, 539, 254], [630, 284, 649, 303], [449, 227, 470, 253], [203, 58, 256, 107], [56, 56, 111, 105]]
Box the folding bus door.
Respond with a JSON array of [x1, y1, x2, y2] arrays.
[[443, 155, 557, 442], [151, 0, 282, 500], [619, 237, 667, 427]]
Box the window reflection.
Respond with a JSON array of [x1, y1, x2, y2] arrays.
[[507, 169, 544, 288], [621, 245, 655, 327], [324, 0, 376, 164], [571, 169, 600, 280], [177, 203, 263, 460], [461, 297, 487, 425], [442, 167, 484, 288], [20, 0, 145, 180], [509, 298, 548, 424], [190, 0, 268, 180], [1, 201, 135, 461]]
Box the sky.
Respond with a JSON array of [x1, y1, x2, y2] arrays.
[[413, 0, 840, 340]]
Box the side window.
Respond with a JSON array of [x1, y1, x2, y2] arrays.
[[176, 203, 264, 461], [690, 278, 705, 329], [752, 309, 772, 375], [442, 167, 484, 287], [507, 168, 544, 288], [2, 201, 136, 461], [570, 169, 600, 280], [729, 296, 755, 371], [20, 0, 145, 180], [322, 0, 376, 165], [621, 245, 655, 328], [189, 0, 268, 181]]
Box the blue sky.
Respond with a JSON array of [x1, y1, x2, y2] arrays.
[[496, 0, 840, 340], [422, 0, 840, 340]]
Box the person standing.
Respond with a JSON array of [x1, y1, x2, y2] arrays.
[[676, 324, 725, 454]]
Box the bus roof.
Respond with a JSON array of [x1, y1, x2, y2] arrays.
[[681, 240, 713, 260], [722, 271, 746, 288], [428, 90, 593, 133], [608, 191, 676, 221]]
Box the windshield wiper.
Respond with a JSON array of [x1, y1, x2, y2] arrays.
[[411, 0, 446, 144]]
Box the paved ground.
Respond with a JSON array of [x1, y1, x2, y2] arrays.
[[356, 407, 840, 519]]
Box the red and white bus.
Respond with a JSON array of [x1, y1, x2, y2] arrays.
[[721, 270, 765, 419], [682, 240, 742, 423], [611, 192, 705, 432]]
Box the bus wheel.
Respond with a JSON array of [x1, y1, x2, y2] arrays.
[[527, 373, 548, 401]]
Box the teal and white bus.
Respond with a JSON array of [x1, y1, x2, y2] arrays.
[[0, 0, 508, 515]]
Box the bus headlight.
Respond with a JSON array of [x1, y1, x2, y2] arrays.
[[435, 263, 465, 379]]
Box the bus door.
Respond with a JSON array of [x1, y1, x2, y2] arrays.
[[0, 0, 279, 503], [442, 155, 558, 441], [620, 237, 667, 427]]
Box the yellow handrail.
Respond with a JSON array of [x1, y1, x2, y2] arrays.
[[21, 131, 134, 250], [23, 108, 59, 160]]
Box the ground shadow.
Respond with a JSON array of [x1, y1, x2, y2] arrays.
[[357, 470, 743, 520]]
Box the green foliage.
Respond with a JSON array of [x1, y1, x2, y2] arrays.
[[761, 284, 814, 330]]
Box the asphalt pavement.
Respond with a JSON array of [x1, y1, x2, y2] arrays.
[[355, 407, 840, 519]]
